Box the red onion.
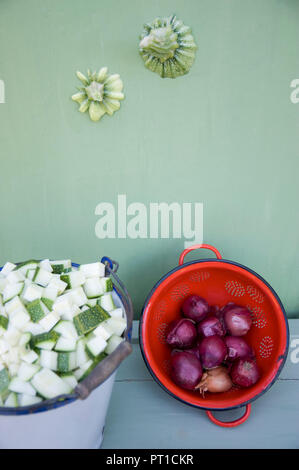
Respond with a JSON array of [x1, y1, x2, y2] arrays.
[[224, 336, 254, 362], [223, 304, 252, 336], [196, 366, 233, 395], [198, 335, 227, 369], [182, 295, 209, 322], [166, 318, 197, 349], [185, 341, 201, 360], [230, 358, 260, 388], [170, 351, 203, 390], [197, 315, 226, 338], [209, 305, 220, 315]]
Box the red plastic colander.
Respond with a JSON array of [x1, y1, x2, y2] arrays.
[[139, 244, 289, 427]]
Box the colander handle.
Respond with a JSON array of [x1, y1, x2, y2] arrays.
[[206, 404, 251, 427], [179, 244, 222, 265]]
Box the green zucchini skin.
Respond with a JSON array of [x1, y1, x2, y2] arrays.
[[73, 305, 110, 336], [0, 368, 10, 395]]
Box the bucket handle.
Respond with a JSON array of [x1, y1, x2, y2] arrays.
[[179, 244, 222, 265], [206, 404, 251, 427], [75, 257, 133, 399]]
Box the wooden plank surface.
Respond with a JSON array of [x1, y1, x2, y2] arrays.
[[102, 320, 299, 449]]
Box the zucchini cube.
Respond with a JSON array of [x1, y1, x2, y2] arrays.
[[73, 305, 110, 336], [0, 315, 8, 333], [57, 352, 76, 373], [26, 299, 49, 323], [0, 367, 10, 395]]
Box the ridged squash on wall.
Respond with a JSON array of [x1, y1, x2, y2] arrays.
[[72, 68, 124, 122], [139, 15, 197, 79]]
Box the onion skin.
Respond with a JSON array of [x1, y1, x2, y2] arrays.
[[185, 342, 201, 360], [182, 295, 209, 323], [198, 335, 227, 369], [224, 336, 254, 362], [170, 351, 203, 390], [166, 318, 197, 349], [230, 358, 260, 388], [196, 366, 233, 395], [209, 305, 220, 315], [223, 305, 252, 336], [198, 315, 226, 338]]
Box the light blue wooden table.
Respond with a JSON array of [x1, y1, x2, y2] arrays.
[[102, 320, 299, 449]]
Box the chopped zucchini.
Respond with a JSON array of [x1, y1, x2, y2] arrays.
[[93, 321, 113, 341], [87, 298, 97, 308], [57, 352, 76, 373], [9, 309, 30, 329], [60, 373, 78, 390], [68, 287, 87, 306], [0, 367, 10, 395], [9, 377, 36, 396], [5, 296, 24, 315], [47, 277, 68, 295], [3, 282, 24, 303], [60, 271, 85, 289], [0, 315, 8, 333], [79, 262, 105, 278], [0, 256, 127, 406], [76, 338, 89, 367], [39, 259, 53, 273], [80, 352, 107, 380], [42, 285, 59, 301], [19, 394, 42, 407], [40, 350, 58, 370], [109, 308, 124, 319], [7, 270, 25, 284], [22, 283, 43, 302], [15, 260, 38, 273], [54, 337, 77, 352], [73, 360, 93, 381], [31, 368, 72, 399], [19, 332, 31, 347], [97, 293, 115, 312], [18, 362, 40, 381], [26, 299, 49, 323], [20, 349, 39, 364], [101, 277, 113, 292], [40, 297, 54, 311], [50, 260, 71, 274], [30, 331, 60, 351], [39, 312, 60, 332], [73, 305, 110, 336], [86, 335, 107, 358], [105, 317, 127, 337], [54, 321, 78, 340], [83, 278, 104, 299], [1, 262, 17, 276], [4, 392, 18, 407], [105, 335, 124, 354], [33, 268, 52, 287]]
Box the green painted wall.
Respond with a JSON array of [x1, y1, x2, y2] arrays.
[[0, 0, 298, 318]]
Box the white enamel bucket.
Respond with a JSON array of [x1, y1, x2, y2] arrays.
[[0, 257, 133, 449]]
